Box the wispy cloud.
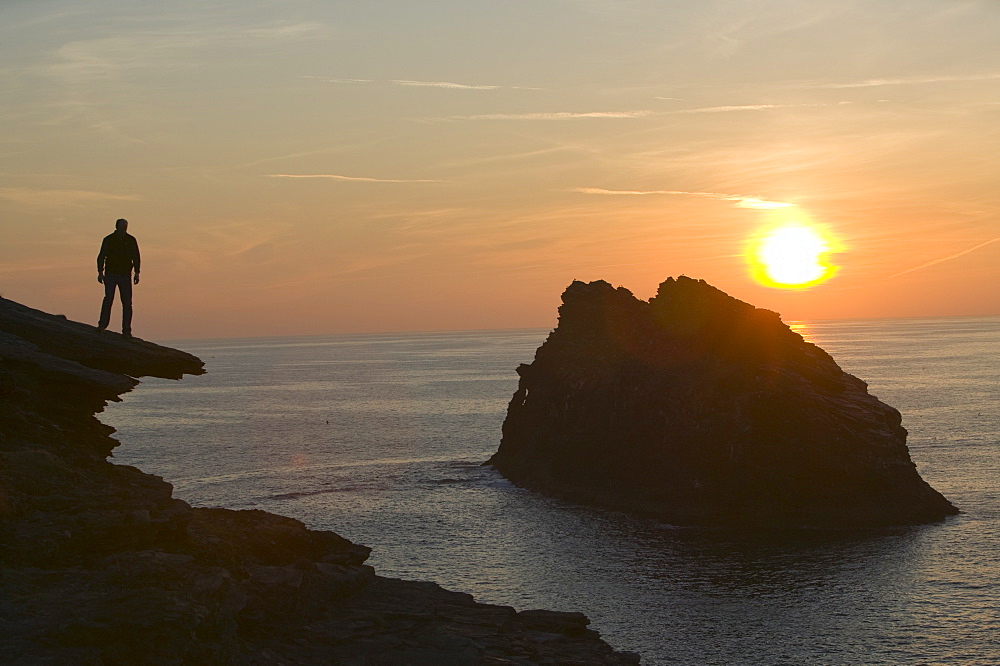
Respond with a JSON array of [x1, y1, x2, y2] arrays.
[[447, 103, 838, 123], [813, 72, 1000, 89], [733, 198, 797, 209], [0, 263, 71, 276], [702, 6, 843, 58], [0, 188, 142, 208], [302, 76, 537, 91], [36, 20, 330, 137], [889, 237, 1000, 278], [568, 187, 794, 209], [301, 76, 374, 84], [49, 22, 328, 83], [391, 79, 502, 90], [451, 110, 653, 121], [670, 103, 836, 114], [244, 22, 325, 40], [439, 145, 582, 169], [266, 174, 446, 183]]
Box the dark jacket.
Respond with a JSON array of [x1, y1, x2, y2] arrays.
[[97, 231, 141, 275]]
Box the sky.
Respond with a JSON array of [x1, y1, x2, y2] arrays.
[[2, 0, 999, 340]]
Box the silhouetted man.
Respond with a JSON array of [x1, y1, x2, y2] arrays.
[[97, 218, 140, 337]]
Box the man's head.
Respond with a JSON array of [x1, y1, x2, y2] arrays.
[[115, 218, 128, 232]]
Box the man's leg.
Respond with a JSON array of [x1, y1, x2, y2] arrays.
[[98, 276, 117, 330], [119, 274, 133, 336]]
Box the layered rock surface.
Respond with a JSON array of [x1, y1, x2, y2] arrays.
[[0, 297, 637, 664], [488, 277, 958, 528]]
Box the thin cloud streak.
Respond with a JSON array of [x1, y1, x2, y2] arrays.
[[237, 150, 354, 169], [813, 72, 1000, 89], [0, 263, 70, 276], [734, 198, 796, 209], [452, 111, 653, 121], [234, 138, 392, 169], [391, 79, 501, 90], [447, 103, 839, 123], [244, 23, 326, 40], [889, 237, 1000, 278], [266, 174, 447, 183], [0, 187, 143, 207], [439, 145, 582, 169], [303, 76, 537, 90], [671, 103, 824, 113], [300, 76, 374, 84], [568, 187, 794, 209], [48, 22, 328, 83]]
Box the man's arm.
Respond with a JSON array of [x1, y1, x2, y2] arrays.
[[97, 237, 108, 283], [132, 237, 141, 284]]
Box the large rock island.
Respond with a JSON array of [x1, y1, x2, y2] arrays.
[[489, 277, 958, 528], [0, 297, 637, 664]]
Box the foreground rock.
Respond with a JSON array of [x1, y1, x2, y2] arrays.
[[0, 297, 637, 664], [488, 277, 958, 528]]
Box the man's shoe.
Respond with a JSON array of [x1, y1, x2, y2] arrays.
[[123, 332, 133, 339], [97, 325, 106, 333]]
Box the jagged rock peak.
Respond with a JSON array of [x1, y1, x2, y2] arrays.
[[489, 277, 958, 528]]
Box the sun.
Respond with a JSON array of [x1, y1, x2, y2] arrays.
[[748, 223, 840, 289]]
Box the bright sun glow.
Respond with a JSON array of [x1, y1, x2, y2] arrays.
[[748, 223, 840, 289]]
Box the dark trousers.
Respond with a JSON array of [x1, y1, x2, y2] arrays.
[[99, 273, 133, 334]]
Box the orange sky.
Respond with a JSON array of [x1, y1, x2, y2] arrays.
[[2, 1, 999, 340]]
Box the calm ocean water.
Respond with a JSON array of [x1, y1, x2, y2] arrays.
[[104, 317, 1000, 665]]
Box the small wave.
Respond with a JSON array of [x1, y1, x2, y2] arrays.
[[267, 486, 357, 501], [442, 459, 487, 468], [480, 476, 518, 490]]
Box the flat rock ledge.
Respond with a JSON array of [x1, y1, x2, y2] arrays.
[[0, 297, 638, 665], [488, 277, 958, 528]]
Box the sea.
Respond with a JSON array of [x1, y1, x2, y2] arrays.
[[103, 317, 1000, 665]]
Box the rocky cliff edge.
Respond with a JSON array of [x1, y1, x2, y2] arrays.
[[0, 297, 637, 664]]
